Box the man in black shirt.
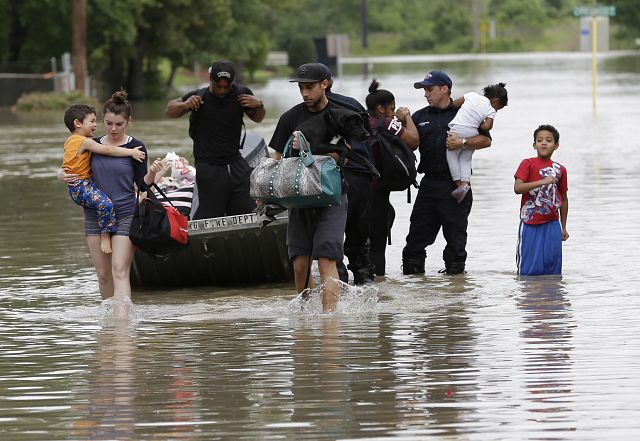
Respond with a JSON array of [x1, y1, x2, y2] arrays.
[[269, 63, 347, 312], [403, 70, 491, 275], [166, 61, 265, 219]]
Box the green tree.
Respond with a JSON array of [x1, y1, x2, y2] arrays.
[[0, 0, 70, 69], [287, 36, 317, 69], [612, 0, 640, 39]]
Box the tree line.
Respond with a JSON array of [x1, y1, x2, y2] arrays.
[[0, 0, 637, 100]]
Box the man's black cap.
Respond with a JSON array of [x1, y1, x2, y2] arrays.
[[209, 61, 235, 82], [289, 63, 330, 83]]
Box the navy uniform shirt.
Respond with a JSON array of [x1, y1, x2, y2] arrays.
[[412, 101, 491, 179]]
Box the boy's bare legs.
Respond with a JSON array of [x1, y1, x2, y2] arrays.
[[100, 232, 112, 254], [318, 258, 339, 312]]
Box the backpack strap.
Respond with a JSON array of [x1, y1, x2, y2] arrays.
[[239, 119, 246, 149], [190, 86, 247, 149], [151, 183, 178, 209], [188, 87, 209, 140]]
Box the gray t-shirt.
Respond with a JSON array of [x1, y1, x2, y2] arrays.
[[84, 135, 148, 219]]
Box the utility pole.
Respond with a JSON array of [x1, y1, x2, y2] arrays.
[[471, 0, 482, 52], [360, 0, 368, 49], [72, 0, 87, 93]]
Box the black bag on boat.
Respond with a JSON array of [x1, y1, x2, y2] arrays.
[[371, 117, 418, 192], [129, 184, 189, 257]]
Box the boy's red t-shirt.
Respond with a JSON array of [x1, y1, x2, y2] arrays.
[[514, 157, 568, 225]]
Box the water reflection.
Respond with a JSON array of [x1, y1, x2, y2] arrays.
[[72, 321, 137, 440], [516, 276, 575, 426], [389, 280, 479, 437]]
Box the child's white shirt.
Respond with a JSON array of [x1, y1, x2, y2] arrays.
[[448, 92, 497, 139]]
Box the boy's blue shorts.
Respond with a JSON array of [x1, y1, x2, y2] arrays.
[[517, 220, 562, 276]]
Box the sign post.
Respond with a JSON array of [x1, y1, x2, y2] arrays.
[[573, 6, 616, 111]]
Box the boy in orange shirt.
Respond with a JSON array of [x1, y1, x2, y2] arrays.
[[62, 104, 146, 254]]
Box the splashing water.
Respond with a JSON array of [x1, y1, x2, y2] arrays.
[[97, 297, 139, 323], [287, 279, 378, 315]]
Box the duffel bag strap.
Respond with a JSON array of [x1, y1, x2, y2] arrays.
[[283, 132, 315, 167], [151, 183, 178, 210]]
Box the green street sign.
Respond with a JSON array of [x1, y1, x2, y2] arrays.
[[573, 6, 616, 17]]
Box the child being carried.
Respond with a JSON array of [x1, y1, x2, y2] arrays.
[[448, 82, 508, 202], [62, 104, 146, 254]]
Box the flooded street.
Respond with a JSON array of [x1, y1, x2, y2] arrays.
[[1, 52, 640, 439]]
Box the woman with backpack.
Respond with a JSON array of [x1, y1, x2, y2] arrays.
[[366, 79, 419, 276]]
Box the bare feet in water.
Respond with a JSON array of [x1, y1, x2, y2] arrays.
[[100, 232, 112, 254], [112, 298, 131, 319]]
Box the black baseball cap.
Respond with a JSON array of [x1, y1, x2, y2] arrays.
[[209, 61, 235, 82], [289, 63, 330, 83]]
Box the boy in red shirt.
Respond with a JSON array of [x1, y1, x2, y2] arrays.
[[514, 124, 569, 275]]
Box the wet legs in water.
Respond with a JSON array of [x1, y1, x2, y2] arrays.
[[293, 255, 339, 312]]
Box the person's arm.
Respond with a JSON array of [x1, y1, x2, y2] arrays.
[[268, 111, 294, 160], [57, 167, 79, 184], [237, 94, 265, 123], [79, 138, 146, 162], [447, 132, 491, 151], [143, 158, 167, 186], [559, 191, 569, 241], [166, 95, 203, 118], [452, 96, 465, 108], [395, 107, 419, 149], [514, 176, 555, 194], [479, 117, 494, 131]]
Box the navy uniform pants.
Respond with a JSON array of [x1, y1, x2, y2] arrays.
[[402, 177, 472, 271]]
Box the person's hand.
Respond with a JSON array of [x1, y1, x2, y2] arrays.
[[395, 107, 410, 123], [130, 146, 146, 162], [149, 158, 167, 174], [185, 94, 203, 111], [57, 167, 79, 184], [446, 132, 463, 150], [291, 131, 301, 151], [562, 228, 569, 241], [542, 175, 557, 185], [237, 94, 263, 109]]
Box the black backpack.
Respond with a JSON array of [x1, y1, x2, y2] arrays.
[[371, 117, 418, 192]]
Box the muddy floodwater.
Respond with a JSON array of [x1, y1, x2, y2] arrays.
[[1, 52, 640, 440]]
